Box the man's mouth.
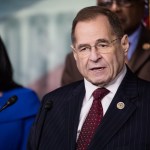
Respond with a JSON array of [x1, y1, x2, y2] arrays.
[[90, 67, 105, 71]]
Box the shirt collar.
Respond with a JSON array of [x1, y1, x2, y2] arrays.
[[128, 25, 142, 44], [127, 25, 142, 60]]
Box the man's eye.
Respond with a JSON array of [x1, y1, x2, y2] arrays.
[[97, 43, 109, 48], [79, 47, 89, 51], [98, 2, 112, 7]]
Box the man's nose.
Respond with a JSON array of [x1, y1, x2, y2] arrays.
[[89, 48, 102, 62], [109, 1, 121, 12]]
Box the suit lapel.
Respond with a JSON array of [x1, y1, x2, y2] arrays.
[[65, 81, 85, 150], [89, 68, 139, 150], [128, 26, 150, 73]]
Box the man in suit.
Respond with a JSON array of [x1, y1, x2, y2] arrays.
[[61, 0, 150, 85], [28, 6, 150, 150]]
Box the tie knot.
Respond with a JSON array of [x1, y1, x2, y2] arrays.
[[92, 88, 109, 100]]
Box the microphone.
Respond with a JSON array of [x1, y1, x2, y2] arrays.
[[37, 100, 53, 150], [0, 95, 18, 112], [44, 100, 53, 110]]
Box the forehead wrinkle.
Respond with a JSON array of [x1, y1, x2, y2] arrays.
[[74, 16, 117, 45]]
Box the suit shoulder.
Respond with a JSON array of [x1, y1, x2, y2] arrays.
[[141, 27, 150, 51], [43, 80, 84, 100]]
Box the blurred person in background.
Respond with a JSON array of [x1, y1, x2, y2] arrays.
[[0, 37, 40, 150], [61, 0, 150, 85]]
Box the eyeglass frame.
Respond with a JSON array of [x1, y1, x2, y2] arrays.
[[97, 0, 138, 8], [72, 38, 122, 58]]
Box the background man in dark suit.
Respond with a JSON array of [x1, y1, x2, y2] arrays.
[[28, 6, 150, 150], [61, 0, 150, 85]]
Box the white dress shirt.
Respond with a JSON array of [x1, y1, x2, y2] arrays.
[[77, 65, 127, 140]]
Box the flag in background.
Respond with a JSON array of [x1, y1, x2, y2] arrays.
[[143, 0, 150, 28]]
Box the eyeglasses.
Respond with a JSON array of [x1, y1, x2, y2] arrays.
[[73, 38, 121, 58], [98, 0, 137, 8]]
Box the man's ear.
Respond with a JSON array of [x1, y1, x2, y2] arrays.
[[71, 45, 77, 61], [121, 34, 129, 54]]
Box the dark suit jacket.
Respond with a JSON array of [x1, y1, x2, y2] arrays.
[[61, 26, 150, 85], [28, 68, 150, 150]]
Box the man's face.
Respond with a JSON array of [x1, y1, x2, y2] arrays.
[[97, 0, 145, 35], [72, 16, 129, 86]]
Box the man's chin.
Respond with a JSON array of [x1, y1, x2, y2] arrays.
[[90, 79, 107, 86]]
